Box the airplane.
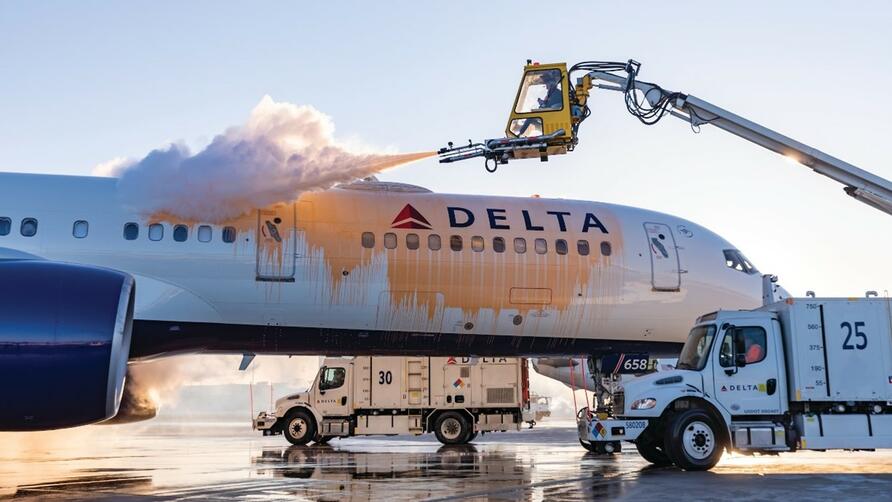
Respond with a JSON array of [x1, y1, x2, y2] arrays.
[[0, 172, 764, 431]]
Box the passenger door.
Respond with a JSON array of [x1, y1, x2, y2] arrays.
[[712, 324, 783, 415], [314, 365, 351, 417], [256, 204, 296, 281], [643, 222, 680, 291]]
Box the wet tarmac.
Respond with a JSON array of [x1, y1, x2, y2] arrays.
[[2, 421, 891, 501]]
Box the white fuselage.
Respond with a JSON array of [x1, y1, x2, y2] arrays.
[[0, 172, 762, 358]]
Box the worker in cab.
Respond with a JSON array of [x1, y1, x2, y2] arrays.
[[536, 71, 563, 111], [744, 335, 765, 364]]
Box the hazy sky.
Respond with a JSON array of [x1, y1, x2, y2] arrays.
[[2, 0, 890, 298]]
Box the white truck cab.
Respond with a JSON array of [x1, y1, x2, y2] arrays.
[[255, 356, 532, 445], [580, 295, 892, 470]]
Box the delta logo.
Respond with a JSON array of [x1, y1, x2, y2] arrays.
[[389, 204, 610, 233], [720, 384, 766, 393], [391, 204, 432, 230]]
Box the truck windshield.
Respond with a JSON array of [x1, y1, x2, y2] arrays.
[[676, 325, 717, 371]]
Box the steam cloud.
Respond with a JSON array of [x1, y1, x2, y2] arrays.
[[104, 96, 433, 222]]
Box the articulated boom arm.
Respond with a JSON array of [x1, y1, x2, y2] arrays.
[[584, 64, 892, 216], [438, 59, 892, 216]]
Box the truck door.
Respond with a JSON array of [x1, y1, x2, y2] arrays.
[[643, 222, 680, 291], [314, 365, 351, 417], [712, 323, 783, 415], [256, 204, 296, 282]]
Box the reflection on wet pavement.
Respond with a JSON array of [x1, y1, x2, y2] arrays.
[[1, 421, 891, 500]]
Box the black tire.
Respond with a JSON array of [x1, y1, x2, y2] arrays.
[[663, 409, 725, 470], [635, 438, 672, 466], [466, 431, 479, 443], [434, 412, 471, 445], [283, 410, 316, 446]]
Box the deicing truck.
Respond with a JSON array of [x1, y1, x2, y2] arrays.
[[254, 356, 531, 445], [579, 291, 892, 470]]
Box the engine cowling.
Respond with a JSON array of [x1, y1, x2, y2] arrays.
[[0, 260, 135, 430]]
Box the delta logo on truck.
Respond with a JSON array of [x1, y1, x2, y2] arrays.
[[720, 383, 767, 393]]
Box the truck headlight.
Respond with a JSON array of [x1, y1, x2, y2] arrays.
[[630, 398, 657, 410]]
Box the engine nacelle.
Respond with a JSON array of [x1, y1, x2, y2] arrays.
[[0, 260, 135, 430]]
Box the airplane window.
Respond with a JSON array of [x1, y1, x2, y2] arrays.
[[514, 237, 526, 254], [534, 238, 547, 254], [493, 237, 506, 253], [428, 234, 441, 251], [0, 217, 11, 236], [361, 232, 375, 248], [20, 218, 38, 237], [173, 225, 188, 242], [450, 235, 463, 251], [601, 241, 612, 256], [577, 240, 590, 256], [197, 225, 212, 242], [555, 239, 568, 255], [471, 236, 484, 252], [406, 233, 420, 250], [72, 220, 89, 239], [222, 226, 237, 243], [384, 232, 397, 249], [123, 222, 139, 240], [724, 249, 758, 274], [148, 223, 164, 241]]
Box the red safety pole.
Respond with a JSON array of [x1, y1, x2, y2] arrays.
[[569, 357, 578, 416], [580, 357, 592, 419]]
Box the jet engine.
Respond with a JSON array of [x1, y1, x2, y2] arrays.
[[0, 260, 135, 430]]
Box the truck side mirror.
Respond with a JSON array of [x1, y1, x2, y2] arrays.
[[733, 331, 748, 367]]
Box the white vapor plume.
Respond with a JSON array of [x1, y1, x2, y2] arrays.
[[112, 96, 434, 222]]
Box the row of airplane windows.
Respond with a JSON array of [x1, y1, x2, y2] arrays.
[[0, 217, 237, 243], [361, 231, 612, 256]]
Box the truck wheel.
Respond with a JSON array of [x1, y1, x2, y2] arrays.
[[634, 438, 672, 466], [663, 409, 725, 470], [283, 410, 316, 446], [434, 412, 471, 445]]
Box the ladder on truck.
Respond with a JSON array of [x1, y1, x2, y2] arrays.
[[407, 358, 426, 434]]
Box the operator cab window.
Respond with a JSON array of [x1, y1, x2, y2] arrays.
[[319, 367, 346, 391], [724, 249, 758, 274], [515, 69, 563, 113], [719, 326, 767, 367], [0, 217, 10, 236], [20, 218, 37, 237]]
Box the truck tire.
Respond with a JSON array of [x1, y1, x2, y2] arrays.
[[434, 412, 471, 445], [663, 409, 725, 470], [634, 438, 672, 466], [466, 431, 479, 443], [283, 410, 316, 446]]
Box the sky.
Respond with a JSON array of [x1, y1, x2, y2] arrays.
[[1, 2, 891, 414]]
